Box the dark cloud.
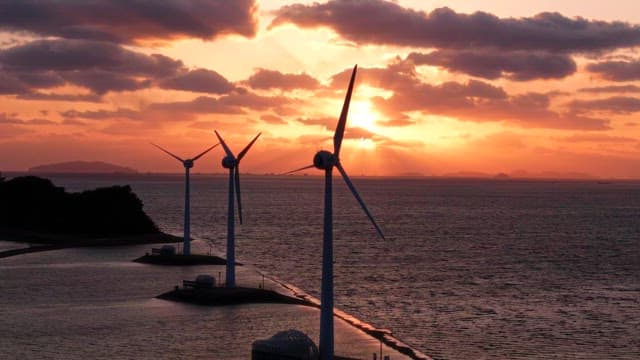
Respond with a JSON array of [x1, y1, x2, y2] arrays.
[[0, 39, 236, 96], [62, 70, 152, 94], [351, 63, 609, 130], [61, 108, 143, 121], [16, 92, 103, 103], [148, 96, 244, 115], [330, 62, 417, 90], [0, 113, 55, 126], [246, 68, 321, 90], [0, 39, 182, 76], [570, 96, 640, 114], [0, 113, 23, 124], [373, 79, 508, 115], [62, 118, 89, 126], [147, 92, 290, 115], [586, 60, 640, 81], [407, 50, 576, 81], [54, 88, 296, 126], [270, 1, 640, 52], [0, 73, 31, 94], [0, 39, 183, 94], [579, 85, 640, 93], [0, 124, 33, 138], [463, 94, 611, 130], [0, 0, 258, 43], [217, 92, 292, 111], [159, 68, 235, 94], [328, 63, 607, 130], [332, 62, 506, 99], [13, 71, 65, 88]]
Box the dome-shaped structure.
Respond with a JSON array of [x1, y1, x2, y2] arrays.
[[252, 329, 319, 360]]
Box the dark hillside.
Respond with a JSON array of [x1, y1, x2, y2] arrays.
[[0, 175, 159, 238]]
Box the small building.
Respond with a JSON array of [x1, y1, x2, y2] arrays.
[[183, 274, 216, 289], [252, 329, 319, 360], [151, 245, 176, 256]]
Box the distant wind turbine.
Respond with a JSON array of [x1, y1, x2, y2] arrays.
[[214, 130, 261, 288], [151, 142, 218, 256], [284, 65, 385, 360]]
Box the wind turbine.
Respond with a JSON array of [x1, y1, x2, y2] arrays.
[[151, 142, 218, 256], [285, 65, 385, 360], [214, 130, 261, 288]]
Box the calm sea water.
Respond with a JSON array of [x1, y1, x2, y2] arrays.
[[3, 174, 640, 359]]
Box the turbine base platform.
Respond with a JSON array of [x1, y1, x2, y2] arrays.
[[133, 253, 239, 266], [156, 286, 316, 307]]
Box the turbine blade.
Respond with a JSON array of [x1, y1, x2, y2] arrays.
[[334, 65, 357, 158], [214, 130, 234, 158], [336, 162, 385, 240], [237, 132, 261, 161], [281, 164, 315, 175], [192, 143, 219, 161], [151, 142, 184, 162], [235, 166, 243, 225]]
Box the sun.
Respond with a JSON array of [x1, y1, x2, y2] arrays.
[[349, 100, 380, 131]]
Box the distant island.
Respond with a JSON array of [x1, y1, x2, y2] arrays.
[[29, 161, 138, 174], [0, 175, 179, 251], [441, 170, 595, 180]]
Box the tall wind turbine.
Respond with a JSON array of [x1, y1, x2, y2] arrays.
[[151, 142, 218, 256], [285, 65, 385, 360], [214, 130, 261, 288]]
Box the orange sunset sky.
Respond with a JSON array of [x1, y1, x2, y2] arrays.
[[2, 0, 640, 178]]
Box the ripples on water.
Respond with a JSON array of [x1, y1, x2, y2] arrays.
[[24, 175, 640, 359]]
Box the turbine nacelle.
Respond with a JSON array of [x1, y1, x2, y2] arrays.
[[222, 155, 237, 169], [313, 150, 337, 170], [150, 141, 218, 257], [282, 65, 385, 360]]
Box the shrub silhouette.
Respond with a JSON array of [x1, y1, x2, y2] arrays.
[[0, 176, 159, 237]]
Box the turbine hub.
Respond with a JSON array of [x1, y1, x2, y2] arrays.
[[313, 150, 336, 170], [222, 155, 237, 169], [184, 160, 194, 169]]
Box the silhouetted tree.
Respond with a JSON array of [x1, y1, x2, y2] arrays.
[[0, 176, 159, 238]]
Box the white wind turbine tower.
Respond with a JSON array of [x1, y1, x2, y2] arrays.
[[214, 131, 261, 288], [285, 65, 385, 360], [151, 142, 218, 256]]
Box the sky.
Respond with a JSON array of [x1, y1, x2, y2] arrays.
[[1, 0, 640, 178]]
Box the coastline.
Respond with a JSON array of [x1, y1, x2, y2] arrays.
[[0, 232, 431, 359], [247, 266, 433, 360], [0, 228, 181, 259]]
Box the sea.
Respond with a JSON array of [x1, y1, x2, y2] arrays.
[[1, 174, 639, 359]]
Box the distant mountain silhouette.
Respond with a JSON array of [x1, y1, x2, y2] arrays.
[[29, 161, 137, 174], [442, 171, 491, 178], [441, 170, 595, 180], [0, 176, 159, 238]]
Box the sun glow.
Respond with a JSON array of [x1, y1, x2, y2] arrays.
[[356, 137, 376, 149], [349, 100, 380, 132]]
